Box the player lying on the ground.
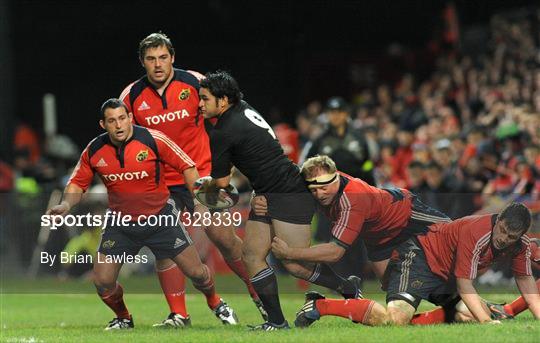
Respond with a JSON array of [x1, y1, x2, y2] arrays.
[[196, 71, 362, 331], [46, 99, 237, 330], [294, 203, 540, 327], [254, 155, 450, 280], [399, 239, 540, 323], [296, 240, 540, 327], [120, 32, 265, 326]]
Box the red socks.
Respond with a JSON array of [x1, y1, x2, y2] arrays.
[[157, 264, 188, 317], [99, 283, 130, 319], [193, 264, 222, 309], [503, 279, 540, 316], [411, 307, 446, 325], [504, 297, 527, 317], [225, 258, 259, 300], [316, 298, 375, 324]]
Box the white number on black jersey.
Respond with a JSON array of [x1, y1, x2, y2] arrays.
[[244, 109, 276, 139]]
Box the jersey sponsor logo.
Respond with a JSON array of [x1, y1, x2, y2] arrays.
[[179, 88, 190, 101], [102, 170, 150, 182], [102, 240, 116, 249], [144, 110, 191, 125], [138, 101, 151, 111], [136, 150, 149, 162], [96, 158, 108, 167]]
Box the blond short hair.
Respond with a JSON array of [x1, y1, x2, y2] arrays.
[[301, 155, 337, 179]]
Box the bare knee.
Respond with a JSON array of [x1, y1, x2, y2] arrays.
[[155, 258, 175, 271], [387, 300, 415, 325], [206, 227, 241, 259], [371, 260, 389, 281], [455, 301, 475, 322], [241, 245, 254, 264], [364, 302, 389, 326], [241, 243, 265, 266], [387, 308, 411, 325], [183, 263, 208, 282], [92, 269, 116, 292], [455, 312, 475, 322], [206, 229, 231, 250]]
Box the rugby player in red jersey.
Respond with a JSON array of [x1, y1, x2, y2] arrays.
[[294, 203, 540, 327], [266, 155, 450, 280], [46, 99, 237, 329], [120, 33, 264, 326], [405, 237, 540, 324]]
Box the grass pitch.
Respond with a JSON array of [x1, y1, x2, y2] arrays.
[[1, 276, 538, 342]]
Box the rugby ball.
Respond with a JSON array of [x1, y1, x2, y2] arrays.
[[193, 176, 240, 209]]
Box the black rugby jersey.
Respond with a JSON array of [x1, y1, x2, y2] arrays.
[[210, 101, 307, 194]]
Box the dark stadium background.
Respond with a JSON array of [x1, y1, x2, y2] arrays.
[[0, 0, 535, 159]]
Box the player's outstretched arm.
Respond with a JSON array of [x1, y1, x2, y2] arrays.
[[46, 183, 84, 216], [271, 237, 346, 263], [515, 275, 540, 319], [457, 278, 498, 323]]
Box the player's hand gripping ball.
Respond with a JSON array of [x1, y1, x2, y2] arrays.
[[193, 176, 240, 209]]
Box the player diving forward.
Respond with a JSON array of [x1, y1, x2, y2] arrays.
[[258, 155, 452, 280]]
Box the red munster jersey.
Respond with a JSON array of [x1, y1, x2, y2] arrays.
[[68, 126, 195, 217], [322, 172, 413, 248], [418, 214, 532, 281], [120, 68, 211, 186]]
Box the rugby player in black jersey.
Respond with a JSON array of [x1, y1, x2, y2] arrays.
[[197, 71, 361, 331]]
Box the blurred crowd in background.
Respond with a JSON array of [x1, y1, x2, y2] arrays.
[[0, 5, 538, 284], [287, 12, 540, 220]]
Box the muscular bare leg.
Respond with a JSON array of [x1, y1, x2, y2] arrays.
[[272, 219, 314, 279], [241, 220, 285, 325], [387, 300, 416, 325], [372, 259, 390, 281], [93, 253, 130, 320], [272, 219, 361, 299]]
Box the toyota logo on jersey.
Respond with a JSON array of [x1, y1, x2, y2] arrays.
[[102, 171, 150, 182], [144, 110, 191, 125]]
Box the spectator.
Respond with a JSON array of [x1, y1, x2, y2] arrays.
[[406, 160, 427, 194], [305, 97, 374, 185]]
